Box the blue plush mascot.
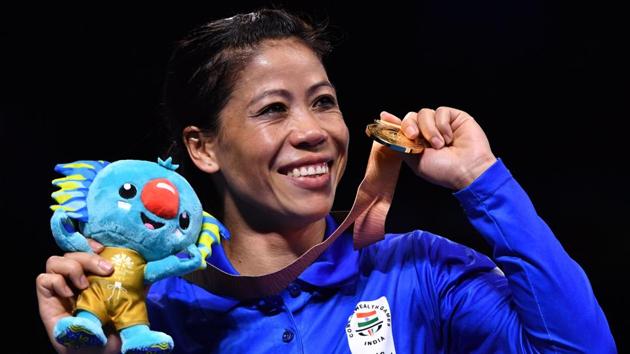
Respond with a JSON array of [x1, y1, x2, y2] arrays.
[[49, 157, 229, 353]]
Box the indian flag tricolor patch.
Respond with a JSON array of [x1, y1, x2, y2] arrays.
[[356, 310, 383, 336], [346, 296, 396, 354]]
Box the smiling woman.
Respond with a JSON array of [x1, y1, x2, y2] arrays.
[[183, 36, 349, 274], [36, 8, 616, 354], [186, 37, 347, 223]]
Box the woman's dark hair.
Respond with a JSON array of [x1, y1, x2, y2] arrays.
[[162, 8, 333, 214]]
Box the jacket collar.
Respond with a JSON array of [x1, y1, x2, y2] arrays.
[[198, 214, 359, 311]]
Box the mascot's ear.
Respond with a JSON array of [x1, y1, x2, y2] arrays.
[[196, 211, 230, 266], [182, 126, 220, 174], [50, 160, 110, 222]]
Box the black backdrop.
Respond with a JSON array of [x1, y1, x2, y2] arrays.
[[2, 1, 627, 352]]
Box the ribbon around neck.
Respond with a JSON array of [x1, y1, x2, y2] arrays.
[[185, 142, 402, 300]]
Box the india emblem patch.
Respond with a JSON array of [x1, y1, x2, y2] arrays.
[[346, 296, 396, 354]]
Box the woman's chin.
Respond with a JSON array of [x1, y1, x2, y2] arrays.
[[281, 199, 333, 224]]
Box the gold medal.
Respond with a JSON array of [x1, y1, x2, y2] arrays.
[[365, 119, 428, 154]]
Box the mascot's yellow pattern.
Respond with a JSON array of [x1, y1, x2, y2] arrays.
[[51, 160, 109, 222], [198, 211, 224, 267]]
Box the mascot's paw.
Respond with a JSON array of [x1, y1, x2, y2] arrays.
[[121, 325, 174, 354], [53, 316, 106, 348]]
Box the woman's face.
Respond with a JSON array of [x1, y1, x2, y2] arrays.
[[212, 38, 349, 229]]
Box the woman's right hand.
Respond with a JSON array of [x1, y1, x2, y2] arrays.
[[36, 240, 120, 354]]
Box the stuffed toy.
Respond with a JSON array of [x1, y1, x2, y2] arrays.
[[49, 157, 229, 353]]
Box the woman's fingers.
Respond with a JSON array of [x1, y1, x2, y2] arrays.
[[46, 256, 88, 290], [379, 111, 402, 125], [65, 252, 114, 275], [434, 106, 456, 145], [400, 112, 419, 138], [88, 238, 105, 253], [381, 111, 422, 139], [46, 253, 113, 290], [36, 273, 76, 333], [416, 108, 445, 148], [36, 273, 74, 298], [380, 108, 458, 148]]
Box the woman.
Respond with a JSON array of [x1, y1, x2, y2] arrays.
[[37, 9, 615, 353]]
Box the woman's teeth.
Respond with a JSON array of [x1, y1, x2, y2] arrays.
[[286, 163, 329, 177]]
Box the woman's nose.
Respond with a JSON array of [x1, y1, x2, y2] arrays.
[[288, 112, 328, 148]]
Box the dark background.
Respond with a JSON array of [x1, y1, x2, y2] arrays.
[[2, 1, 627, 352]]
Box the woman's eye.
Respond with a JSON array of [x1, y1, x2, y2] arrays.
[[259, 103, 287, 116], [314, 95, 337, 110]]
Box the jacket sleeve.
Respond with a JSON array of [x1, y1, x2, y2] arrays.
[[440, 159, 616, 353]]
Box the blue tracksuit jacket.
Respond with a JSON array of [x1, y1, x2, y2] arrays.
[[147, 159, 616, 353]]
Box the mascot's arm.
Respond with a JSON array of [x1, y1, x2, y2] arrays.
[[144, 244, 202, 284], [50, 209, 92, 253]]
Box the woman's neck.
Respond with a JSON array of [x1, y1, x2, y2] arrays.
[[220, 203, 327, 276]]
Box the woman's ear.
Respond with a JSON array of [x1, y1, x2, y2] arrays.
[[182, 126, 220, 174]]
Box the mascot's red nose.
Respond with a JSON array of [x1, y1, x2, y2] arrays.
[[141, 178, 179, 219]]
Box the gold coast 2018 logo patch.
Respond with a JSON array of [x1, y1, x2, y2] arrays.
[[346, 296, 396, 354]]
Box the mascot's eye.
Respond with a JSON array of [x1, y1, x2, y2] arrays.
[[119, 183, 137, 199], [179, 211, 190, 230]]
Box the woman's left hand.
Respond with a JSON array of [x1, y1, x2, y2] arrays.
[[380, 107, 496, 190]]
